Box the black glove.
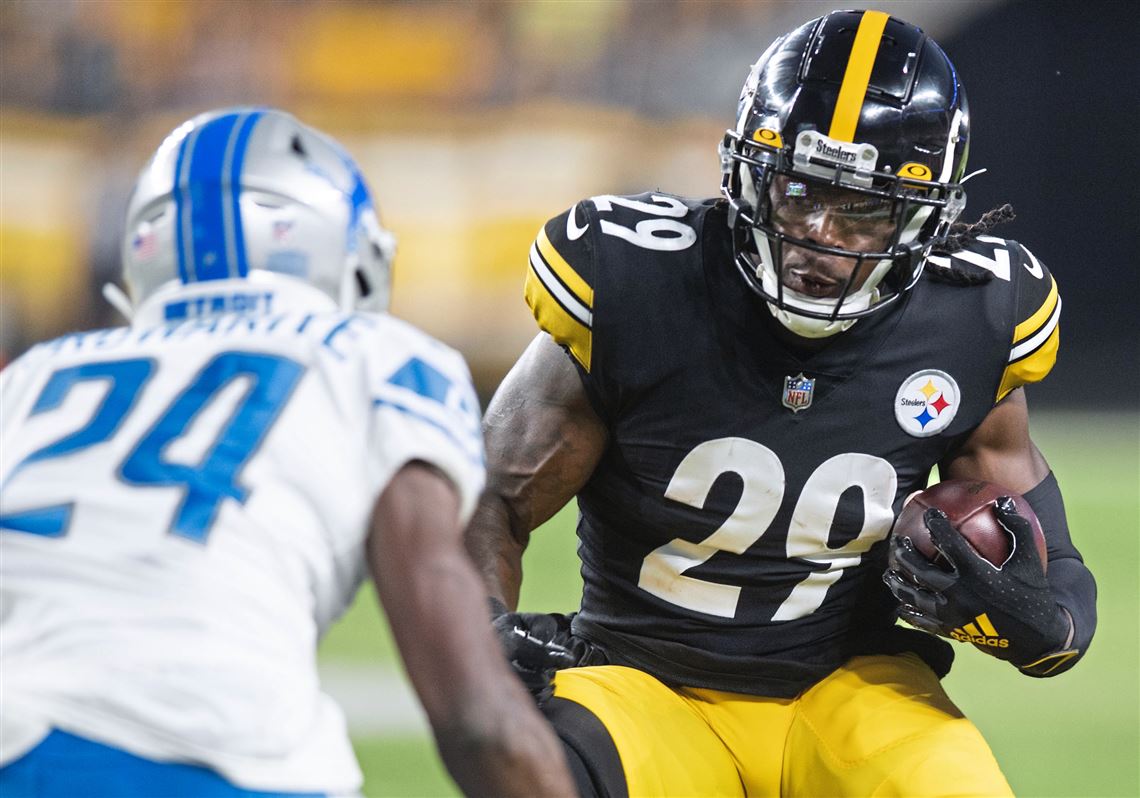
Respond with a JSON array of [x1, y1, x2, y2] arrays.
[[883, 498, 1077, 676], [491, 610, 607, 704]]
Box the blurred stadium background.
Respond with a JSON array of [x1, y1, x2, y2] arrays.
[[2, 1, 1136, 795]]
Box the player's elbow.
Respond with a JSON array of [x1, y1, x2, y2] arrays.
[[466, 488, 531, 556]]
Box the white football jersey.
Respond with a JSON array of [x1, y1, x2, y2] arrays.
[[0, 278, 485, 794]]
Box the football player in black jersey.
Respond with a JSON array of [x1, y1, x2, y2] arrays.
[[467, 10, 1097, 796]]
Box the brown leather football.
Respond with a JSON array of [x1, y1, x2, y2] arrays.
[[893, 479, 1047, 570]]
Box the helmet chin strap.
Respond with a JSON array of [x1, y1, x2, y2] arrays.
[[766, 300, 857, 338], [102, 283, 135, 322], [751, 229, 876, 339]]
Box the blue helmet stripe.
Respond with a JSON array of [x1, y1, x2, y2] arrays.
[[184, 113, 242, 282], [346, 176, 372, 252], [227, 111, 264, 278], [328, 136, 373, 253], [350, 176, 371, 226]]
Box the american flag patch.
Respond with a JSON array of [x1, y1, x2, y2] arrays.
[[273, 219, 294, 242], [132, 228, 156, 259]]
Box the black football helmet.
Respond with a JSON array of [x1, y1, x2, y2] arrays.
[[721, 9, 970, 338]]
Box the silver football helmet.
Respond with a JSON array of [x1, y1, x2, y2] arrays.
[[118, 107, 395, 317]]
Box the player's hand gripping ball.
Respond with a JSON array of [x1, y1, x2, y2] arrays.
[[892, 480, 1047, 570], [884, 480, 1072, 671]]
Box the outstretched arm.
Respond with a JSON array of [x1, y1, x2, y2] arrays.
[[465, 333, 608, 610], [369, 461, 576, 797]]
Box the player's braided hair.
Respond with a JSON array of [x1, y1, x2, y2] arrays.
[[925, 204, 1016, 285]]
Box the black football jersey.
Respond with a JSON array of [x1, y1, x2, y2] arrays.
[[524, 192, 1061, 696]]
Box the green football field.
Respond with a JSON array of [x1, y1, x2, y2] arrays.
[[318, 411, 1140, 797]]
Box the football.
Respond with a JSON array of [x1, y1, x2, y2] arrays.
[[892, 480, 1047, 570]]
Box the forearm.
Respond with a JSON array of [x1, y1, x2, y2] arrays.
[[370, 463, 575, 796], [468, 333, 609, 610], [378, 547, 574, 797], [1023, 471, 1097, 673], [1046, 558, 1096, 655], [436, 720, 574, 798], [465, 491, 527, 609]]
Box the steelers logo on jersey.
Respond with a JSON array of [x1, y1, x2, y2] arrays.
[[893, 369, 960, 437]]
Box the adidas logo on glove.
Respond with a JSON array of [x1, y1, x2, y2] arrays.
[[950, 613, 1010, 649]]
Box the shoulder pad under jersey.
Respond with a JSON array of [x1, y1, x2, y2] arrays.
[[524, 193, 705, 373], [996, 238, 1060, 400], [525, 199, 597, 371]]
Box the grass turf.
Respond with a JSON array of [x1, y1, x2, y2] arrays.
[[319, 411, 1140, 797]]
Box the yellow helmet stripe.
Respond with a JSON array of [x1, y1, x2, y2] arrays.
[[828, 10, 890, 142]]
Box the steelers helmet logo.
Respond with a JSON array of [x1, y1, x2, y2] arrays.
[[894, 369, 960, 437]]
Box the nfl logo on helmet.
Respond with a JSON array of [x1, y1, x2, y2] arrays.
[[782, 373, 815, 412]]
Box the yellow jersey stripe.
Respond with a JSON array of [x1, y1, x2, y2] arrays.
[[528, 243, 592, 328], [828, 10, 890, 142], [963, 622, 981, 637], [975, 613, 999, 637], [996, 323, 1059, 401], [525, 265, 592, 371], [537, 228, 594, 310], [1013, 275, 1059, 344]]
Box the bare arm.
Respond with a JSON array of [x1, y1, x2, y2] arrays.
[[939, 388, 1049, 490], [465, 333, 609, 610], [369, 461, 576, 797]]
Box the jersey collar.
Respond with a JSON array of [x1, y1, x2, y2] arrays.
[[130, 274, 339, 327]]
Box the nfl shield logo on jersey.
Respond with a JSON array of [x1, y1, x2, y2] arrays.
[[782, 373, 815, 413]]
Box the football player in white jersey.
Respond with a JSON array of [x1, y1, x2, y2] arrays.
[[0, 108, 575, 798]]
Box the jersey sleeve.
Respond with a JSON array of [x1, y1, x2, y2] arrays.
[[996, 243, 1061, 401], [0, 346, 48, 470], [524, 201, 597, 372], [367, 332, 486, 525]]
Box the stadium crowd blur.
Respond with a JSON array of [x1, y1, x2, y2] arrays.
[[2, 0, 1135, 406]]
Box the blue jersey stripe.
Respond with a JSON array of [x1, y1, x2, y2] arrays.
[[386, 357, 452, 405], [371, 397, 484, 466], [227, 111, 264, 278], [0, 504, 72, 537]]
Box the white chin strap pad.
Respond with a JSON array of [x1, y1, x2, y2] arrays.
[[766, 298, 858, 338]]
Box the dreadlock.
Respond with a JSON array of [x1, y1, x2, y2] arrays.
[[925, 204, 1016, 285], [935, 203, 1017, 254]]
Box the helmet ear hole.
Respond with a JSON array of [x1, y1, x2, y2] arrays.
[[143, 207, 168, 224], [291, 135, 307, 157], [354, 269, 372, 299]]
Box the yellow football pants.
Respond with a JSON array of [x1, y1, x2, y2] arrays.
[[551, 654, 1012, 797]]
